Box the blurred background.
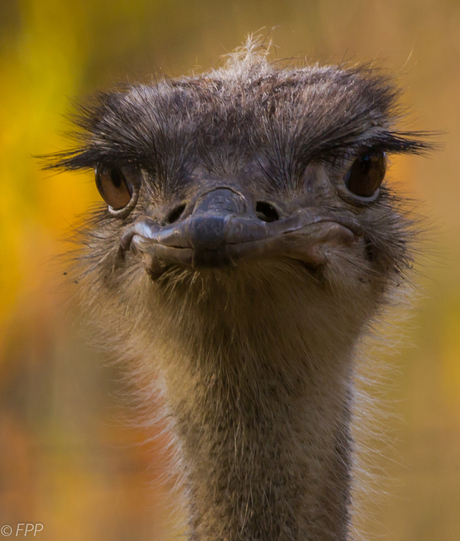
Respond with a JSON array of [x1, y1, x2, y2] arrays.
[[0, 0, 459, 539]]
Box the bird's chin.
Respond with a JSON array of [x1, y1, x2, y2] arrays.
[[130, 221, 360, 281]]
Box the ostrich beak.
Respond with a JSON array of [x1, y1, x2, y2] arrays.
[[120, 187, 363, 279]]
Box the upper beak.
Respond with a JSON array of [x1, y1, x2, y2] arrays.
[[120, 187, 363, 279]]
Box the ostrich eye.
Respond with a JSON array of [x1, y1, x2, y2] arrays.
[[95, 165, 134, 210], [344, 152, 386, 198]]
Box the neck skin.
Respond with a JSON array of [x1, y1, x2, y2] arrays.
[[149, 267, 368, 541]]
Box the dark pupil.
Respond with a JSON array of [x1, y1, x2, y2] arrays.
[[345, 153, 385, 198], [359, 155, 371, 174], [110, 168, 124, 189]]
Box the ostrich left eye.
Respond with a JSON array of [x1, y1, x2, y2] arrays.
[[95, 165, 134, 210], [344, 152, 386, 198]]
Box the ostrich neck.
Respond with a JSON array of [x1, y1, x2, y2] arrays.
[[157, 282, 359, 541]]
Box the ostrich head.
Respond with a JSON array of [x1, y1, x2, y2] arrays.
[[50, 41, 429, 541]]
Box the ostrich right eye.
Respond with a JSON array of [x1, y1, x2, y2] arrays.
[[95, 165, 134, 210], [343, 152, 386, 198]]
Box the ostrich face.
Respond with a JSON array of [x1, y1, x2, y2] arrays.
[[52, 56, 428, 346], [118, 160, 366, 279]]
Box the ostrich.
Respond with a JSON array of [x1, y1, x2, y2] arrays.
[[49, 41, 430, 541]]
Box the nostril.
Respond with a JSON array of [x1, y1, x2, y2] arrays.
[[166, 204, 186, 224], [255, 201, 279, 223]]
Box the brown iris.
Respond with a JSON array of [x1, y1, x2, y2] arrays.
[[95, 165, 133, 210], [344, 152, 386, 198]]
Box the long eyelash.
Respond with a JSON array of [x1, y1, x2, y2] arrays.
[[40, 147, 142, 172], [42, 130, 436, 173], [313, 130, 438, 167], [359, 130, 438, 155]]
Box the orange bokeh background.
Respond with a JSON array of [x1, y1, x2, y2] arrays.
[[1, 1, 460, 539]]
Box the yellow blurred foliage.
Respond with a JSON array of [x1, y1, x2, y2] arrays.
[[0, 0, 459, 540]]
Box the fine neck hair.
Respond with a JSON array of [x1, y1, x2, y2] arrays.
[[88, 259, 386, 540]]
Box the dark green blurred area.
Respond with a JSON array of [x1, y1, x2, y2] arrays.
[[1, 1, 460, 540]]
